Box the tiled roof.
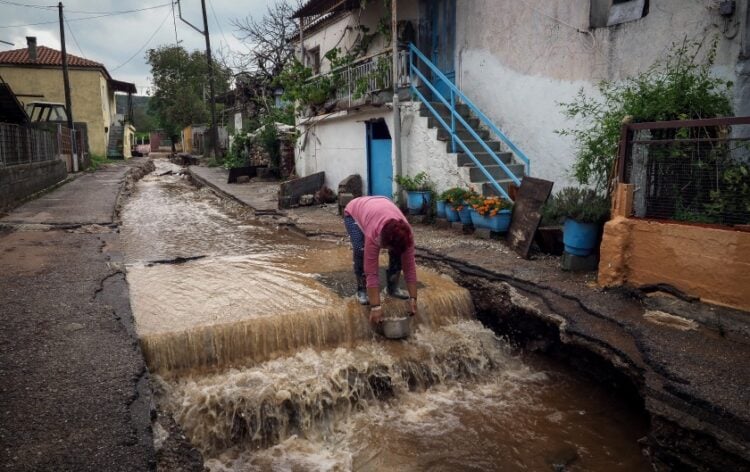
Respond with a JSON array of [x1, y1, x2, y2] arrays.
[[0, 45, 105, 69]]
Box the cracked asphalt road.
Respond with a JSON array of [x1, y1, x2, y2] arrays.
[[0, 161, 155, 471]]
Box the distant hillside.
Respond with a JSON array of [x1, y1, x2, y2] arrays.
[[116, 95, 156, 132]]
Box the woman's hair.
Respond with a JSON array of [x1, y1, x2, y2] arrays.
[[381, 219, 414, 254]]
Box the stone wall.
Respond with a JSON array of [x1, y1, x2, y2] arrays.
[[246, 133, 296, 178], [0, 159, 67, 212]]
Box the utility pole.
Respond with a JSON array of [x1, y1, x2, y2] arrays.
[[178, 0, 219, 159], [58, 2, 78, 171], [391, 0, 402, 185]]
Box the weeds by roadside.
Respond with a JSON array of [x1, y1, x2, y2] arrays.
[[87, 154, 117, 172]]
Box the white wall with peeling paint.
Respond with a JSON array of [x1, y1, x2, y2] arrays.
[[296, 108, 394, 193], [454, 0, 747, 188], [294, 0, 748, 193], [400, 103, 472, 192]]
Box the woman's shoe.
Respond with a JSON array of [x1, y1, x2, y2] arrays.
[[386, 273, 410, 300]]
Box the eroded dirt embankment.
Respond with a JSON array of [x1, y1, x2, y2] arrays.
[[417, 249, 750, 472]]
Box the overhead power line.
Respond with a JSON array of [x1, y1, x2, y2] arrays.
[[207, 0, 229, 51], [0, 0, 55, 11], [63, 13, 84, 58], [110, 8, 172, 72], [63, 3, 172, 15], [0, 3, 172, 29]]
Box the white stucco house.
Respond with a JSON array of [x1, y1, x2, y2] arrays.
[[291, 0, 750, 198]]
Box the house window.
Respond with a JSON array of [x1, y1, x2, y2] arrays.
[[590, 0, 648, 28], [306, 46, 321, 75]]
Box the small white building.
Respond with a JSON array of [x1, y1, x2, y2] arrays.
[[292, 0, 750, 197]]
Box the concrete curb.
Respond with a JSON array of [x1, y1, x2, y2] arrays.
[[187, 166, 285, 217]]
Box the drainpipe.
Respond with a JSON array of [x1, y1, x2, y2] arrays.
[[392, 0, 403, 190]]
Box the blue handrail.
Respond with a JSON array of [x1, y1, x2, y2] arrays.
[[412, 85, 513, 200], [408, 43, 531, 176], [410, 65, 521, 189]]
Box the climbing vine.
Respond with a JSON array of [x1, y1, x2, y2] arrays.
[[277, 0, 394, 113]]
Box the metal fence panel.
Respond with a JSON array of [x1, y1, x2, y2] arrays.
[[0, 122, 59, 167], [619, 118, 750, 227]]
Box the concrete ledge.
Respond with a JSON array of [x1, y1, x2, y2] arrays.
[[599, 216, 750, 311], [279, 172, 325, 209]]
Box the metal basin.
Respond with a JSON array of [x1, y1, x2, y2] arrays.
[[381, 316, 411, 339]]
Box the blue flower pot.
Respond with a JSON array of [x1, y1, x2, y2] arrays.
[[436, 200, 447, 218], [563, 218, 599, 256], [406, 191, 432, 215], [470, 209, 512, 232], [458, 205, 472, 225], [469, 209, 488, 229], [445, 204, 459, 222]]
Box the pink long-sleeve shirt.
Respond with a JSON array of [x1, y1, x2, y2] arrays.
[[344, 196, 417, 288]]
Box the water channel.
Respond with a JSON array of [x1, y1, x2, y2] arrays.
[[121, 160, 650, 471]]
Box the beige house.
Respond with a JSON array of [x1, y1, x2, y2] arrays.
[[0, 37, 136, 157]]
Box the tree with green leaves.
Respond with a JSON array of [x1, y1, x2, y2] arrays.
[[146, 46, 232, 143]]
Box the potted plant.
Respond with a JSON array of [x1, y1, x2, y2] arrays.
[[394, 172, 433, 215], [543, 187, 610, 256], [468, 195, 514, 232], [440, 187, 471, 223], [436, 197, 447, 218]]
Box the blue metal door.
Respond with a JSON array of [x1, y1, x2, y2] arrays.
[[429, 0, 456, 101], [367, 120, 393, 197]]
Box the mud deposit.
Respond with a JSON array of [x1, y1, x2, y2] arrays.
[[121, 160, 650, 471]]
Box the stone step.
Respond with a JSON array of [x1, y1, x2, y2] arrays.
[[468, 163, 525, 182], [428, 116, 480, 131], [420, 102, 470, 118], [481, 180, 517, 197], [454, 137, 503, 155], [457, 151, 513, 166], [437, 128, 489, 142]]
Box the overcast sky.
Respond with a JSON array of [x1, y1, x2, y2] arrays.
[[0, 0, 274, 95]]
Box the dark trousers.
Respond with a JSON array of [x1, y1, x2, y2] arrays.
[[344, 215, 401, 287]]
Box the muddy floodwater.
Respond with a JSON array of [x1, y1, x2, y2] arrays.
[[121, 160, 650, 471]]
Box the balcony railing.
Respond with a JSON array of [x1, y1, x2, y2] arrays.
[[313, 50, 410, 108]]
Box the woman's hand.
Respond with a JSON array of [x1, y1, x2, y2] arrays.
[[409, 297, 418, 317], [369, 305, 383, 324]]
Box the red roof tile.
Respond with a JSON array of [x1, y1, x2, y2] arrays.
[[0, 45, 105, 69]]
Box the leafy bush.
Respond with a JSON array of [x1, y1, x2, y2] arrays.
[[706, 161, 750, 224], [557, 38, 733, 192], [223, 132, 250, 169], [542, 187, 610, 224], [394, 172, 432, 191]]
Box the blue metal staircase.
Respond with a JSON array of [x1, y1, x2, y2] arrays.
[[408, 43, 530, 200]]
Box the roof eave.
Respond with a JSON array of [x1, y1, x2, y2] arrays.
[[292, 0, 358, 19]]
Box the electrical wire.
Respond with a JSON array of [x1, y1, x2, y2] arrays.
[[63, 13, 85, 58], [207, 0, 229, 50], [61, 3, 172, 15], [0, 3, 172, 29], [110, 8, 172, 72], [0, 0, 55, 11]]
